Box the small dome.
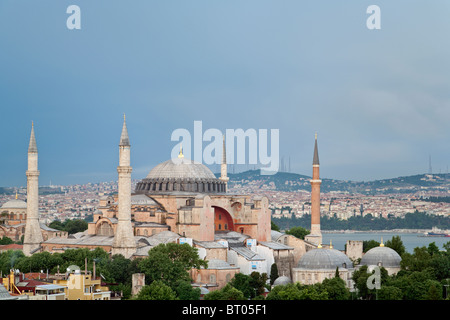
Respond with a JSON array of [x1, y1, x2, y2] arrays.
[[297, 248, 353, 270], [145, 158, 216, 180], [360, 246, 401, 268], [130, 194, 158, 206], [1, 199, 27, 209], [273, 276, 292, 286]]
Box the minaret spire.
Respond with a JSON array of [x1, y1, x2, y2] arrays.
[[23, 122, 43, 256], [313, 132, 319, 165], [28, 121, 38, 153], [305, 133, 322, 246], [113, 115, 137, 258], [119, 114, 130, 146], [219, 135, 229, 192]]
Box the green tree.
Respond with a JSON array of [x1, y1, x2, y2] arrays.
[[363, 240, 380, 253], [229, 273, 253, 298], [377, 286, 403, 300], [228, 272, 267, 299], [321, 277, 350, 300], [249, 272, 268, 298], [285, 226, 310, 240], [270, 263, 279, 285], [48, 219, 88, 234], [135, 280, 178, 300], [98, 253, 139, 289], [266, 283, 301, 300], [385, 236, 406, 256], [271, 221, 280, 232], [430, 253, 450, 281], [297, 284, 328, 300], [0, 236, 13, 245], [138, 243, 207, 288], [64, 219, 88, 234], [173, 280, 201, 300], [266, 283, 328, 300], [424, 282, 442, 300], [204, 283, 245, 300], [352, 265, 388, 300], [48, 220, 65, 231], [400, 246, 432, 272], [427, 242, 440, 256], [0, 250, 26, 275], [389, 269, 436, 300]]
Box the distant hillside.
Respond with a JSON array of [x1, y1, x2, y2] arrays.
[[0, 186, 63, 195], [217, 170, 449, 195]]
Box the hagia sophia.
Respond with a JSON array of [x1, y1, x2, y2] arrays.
[[0, 117, 402, 292]]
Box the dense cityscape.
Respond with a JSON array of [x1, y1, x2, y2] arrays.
[[1, 172, 449, 229]]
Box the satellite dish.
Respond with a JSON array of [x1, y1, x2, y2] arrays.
[[67, 265, 81, 273]]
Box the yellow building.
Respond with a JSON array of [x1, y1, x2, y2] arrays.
[[54, 270, 111, 300]]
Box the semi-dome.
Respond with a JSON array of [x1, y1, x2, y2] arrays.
[[1, 199, 27, 209], [297, 248, 353, 270], [135, 156, 227, 194], [360, 245, 401, 268]]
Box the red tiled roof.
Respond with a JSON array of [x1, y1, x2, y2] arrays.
[[0, 244, 23, 251], [23, 273, 48, 281]]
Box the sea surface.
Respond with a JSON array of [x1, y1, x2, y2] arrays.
[[321, 232, 450, 253]]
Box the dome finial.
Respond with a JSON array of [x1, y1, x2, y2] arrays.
[[15, 191, 18, 200], [329, 239, 333, 249], [178, 143, 184, 158], [380, 237, 384, 247], [318, 243, 322, 248]]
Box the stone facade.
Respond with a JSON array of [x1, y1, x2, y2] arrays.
[[346, 240, 363, 262]]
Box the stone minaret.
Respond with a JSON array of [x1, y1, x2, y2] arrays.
[[306, 133, 322, 246], [219, 135, 229, 192], [23, 122, 44, 256], [112, 115, 137, 258]]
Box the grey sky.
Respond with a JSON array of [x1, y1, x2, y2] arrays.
[[0, 1, 448, 186]]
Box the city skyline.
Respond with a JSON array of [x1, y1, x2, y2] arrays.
[[1, 1, 449, 187]]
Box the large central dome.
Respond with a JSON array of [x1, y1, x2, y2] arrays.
[[135, 157, 227, 194], [145, 158, 216, 180]]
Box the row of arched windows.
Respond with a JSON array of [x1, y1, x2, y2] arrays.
[[136, 179, 226, 193]]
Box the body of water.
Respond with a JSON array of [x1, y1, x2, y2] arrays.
[[321, 232, 450, 253]]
